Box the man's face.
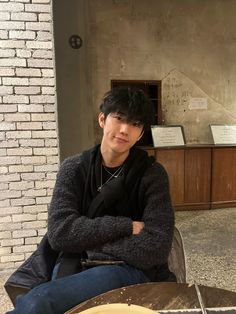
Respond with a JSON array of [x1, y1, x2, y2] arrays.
[[99, 112, 144, 154]]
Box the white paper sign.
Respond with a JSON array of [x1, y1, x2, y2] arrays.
[[151, 126, 185, 147], [210, 125, 236, 145], [189, 98, 208, 110]]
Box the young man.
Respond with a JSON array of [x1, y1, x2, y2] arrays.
[[6, 87, 175, 314]]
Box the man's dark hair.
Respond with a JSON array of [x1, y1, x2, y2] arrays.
[[99, 87, 154, 130]]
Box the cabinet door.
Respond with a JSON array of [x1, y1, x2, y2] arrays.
[[184, 148, 211, 206], [212, 148, 236, 207], [156, 149, 185, 206]]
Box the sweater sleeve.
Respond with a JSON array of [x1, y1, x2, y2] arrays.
[[47, 156, 133, 253], [96, 163, 175, 269]]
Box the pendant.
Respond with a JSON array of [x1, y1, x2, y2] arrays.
[[97, 186, 101, 192]]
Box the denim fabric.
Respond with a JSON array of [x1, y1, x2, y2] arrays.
[[7, 264, 150, 314]]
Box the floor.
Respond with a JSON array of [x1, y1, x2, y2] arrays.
[[0, 207, 235, 313]]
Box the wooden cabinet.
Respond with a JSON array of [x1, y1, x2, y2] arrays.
[[144, 145, 236, 210], [155, 147, 211, 210], [211, 147, 236, 208]]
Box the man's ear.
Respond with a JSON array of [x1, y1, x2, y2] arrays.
[[98, 112, 105, 129], [137, 130, 144, 141]]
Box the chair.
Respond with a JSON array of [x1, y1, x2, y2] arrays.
[[168, 226, 186, 283]]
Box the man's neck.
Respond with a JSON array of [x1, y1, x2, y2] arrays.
[[100, 146, 129, 167]]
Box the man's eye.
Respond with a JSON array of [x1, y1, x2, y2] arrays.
[[133, 122, 142, 127]]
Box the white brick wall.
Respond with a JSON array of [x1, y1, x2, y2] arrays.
[[0, 0, 59, 270]]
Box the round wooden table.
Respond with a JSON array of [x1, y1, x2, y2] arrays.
[[66, 282, 236, 313]]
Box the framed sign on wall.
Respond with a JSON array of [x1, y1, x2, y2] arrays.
[[210, 124, 236, 145], [151, 125, 185, 147]]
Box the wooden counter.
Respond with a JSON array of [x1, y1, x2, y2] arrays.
[[142, 145, 236, 210]]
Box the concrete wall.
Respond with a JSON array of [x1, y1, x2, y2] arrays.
[[81, 0, 236, 144], [0, 0, 59, 270]]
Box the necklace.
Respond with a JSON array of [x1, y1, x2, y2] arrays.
[[97, 164, 123, 192]]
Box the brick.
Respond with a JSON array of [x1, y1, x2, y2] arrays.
[[18, 104, 44, 112], [30, 95, 54, 103], [0, 68, 15, 76], [9, 30, 36, 39], [25, 236, 42, 245], [0, 40, 25, 48], [0, 49, 15, 57], [16, 67, 41, 77], [25, 4, 50, 13], [37, 31, 51, 41], [11, 12, 37, 21], [0, 231, 11, 239], [7, 147, 33, 155], [37, 228, 47, 236], [0, 173, 20, 183], [34, 164, 58, 172], [27, 42, 52, 51], [6, 131, 31, 139], [15, 86, 41, 94], [0, 132, 5, 141], [36, 196, 51, 204], [0, 122, 15, 131], [3, 77, 29, 85], [33, 147, 57, 156], [9, 164, 33, 173], [0, 247, 11, 256], [26, 21, 51, 31], [0, 199, 10, 207], [41, 87, 55, 94], [0, 12, 10, 20], [32, 0, 50, 3], [32, 130, 57, 138], [0, 105, 17, 113], [29, 77, 54, 86], [1, 254, 25, 263], [0, 86, 13, 95], [23, 220, 46, 229], [42, 121, 56, 130], [23, 188, 46, 197], [11, 198, 35, 206], [19, 139, 44, 147], [0, 3, 24, 12], [3, 95, 29, 104], [16, 49, 31, 58], [12, 229, 37, 238], [0, 222, 21, 232], [13, 244, 37, 253], [0, 190, 21, 200], [21, 156, 46, 164], [37, 212, 47, 220], [44, 104, 56, 112], [13, 213, 36, 222], [0, 140, 19, 148], [0, 182, 8, 190], [24, 204, 47, 213], [17, 122, 42, 130], [38, 13, 51, 22], [47, 155, 59, 164], [28, 58, 53, 68], [0, 262, 15, 269], [10, 181, 34, 190], [0, 21, 24, 30], [32, 49, 52, 59], [0, 30, 8, 39], [0, 165, 7, 172], [35, 180, 55, 189], [5, 113, 30, 121], [0, 207, 22, 216], [21, 172, 45, 180], [0, 216, 11, 223], [0, 156, 21, 165], [0, 58, 26, 67], [31, 113, 55, 121]]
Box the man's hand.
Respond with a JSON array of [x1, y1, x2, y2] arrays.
[[132, 221, 145, 235]]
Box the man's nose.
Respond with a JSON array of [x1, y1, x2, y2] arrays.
[[120, 122, 129, 134]]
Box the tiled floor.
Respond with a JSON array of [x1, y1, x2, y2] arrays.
[[1, 207, 236, 313]]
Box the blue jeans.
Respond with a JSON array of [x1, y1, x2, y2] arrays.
[[7, 264, 150, 314]]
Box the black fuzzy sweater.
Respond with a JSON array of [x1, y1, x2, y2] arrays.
[[47, 148, 174, 274]]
